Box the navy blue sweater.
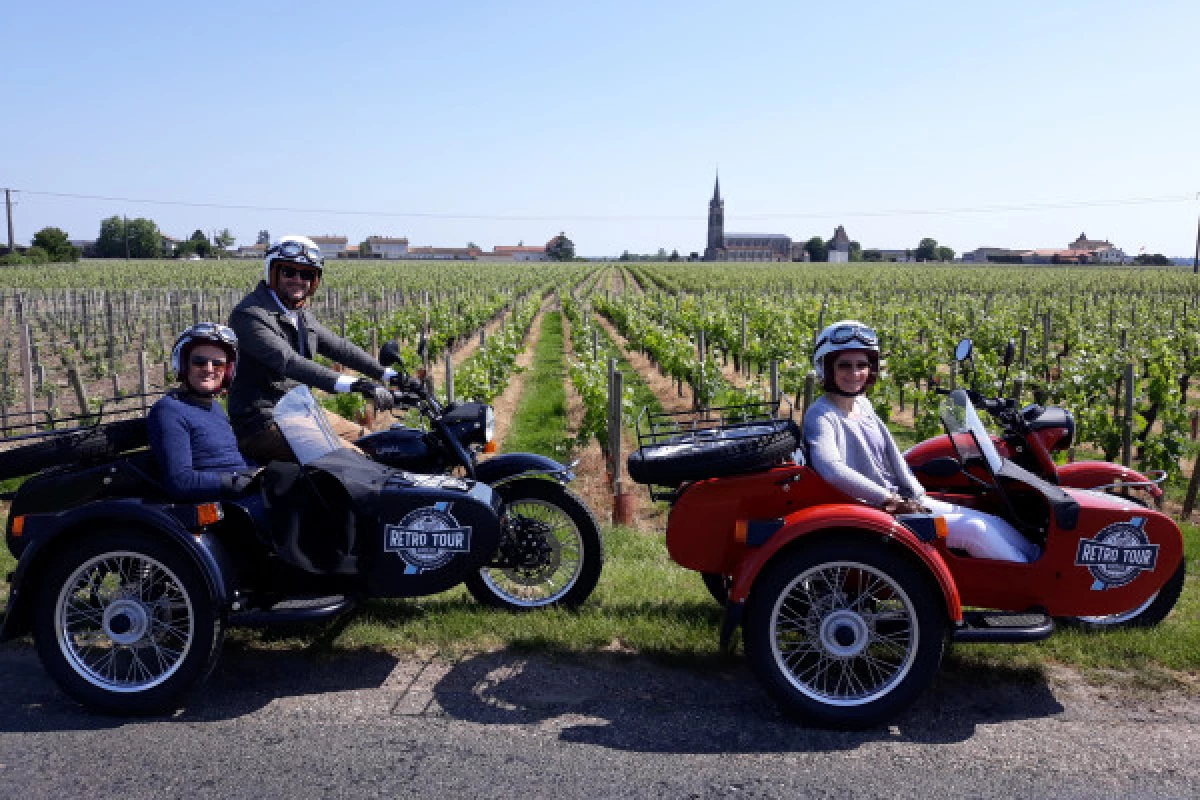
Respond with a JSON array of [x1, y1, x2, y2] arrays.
[[148, 391, 250, 501]]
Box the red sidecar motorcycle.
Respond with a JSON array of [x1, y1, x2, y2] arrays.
[[627, 390, 1187, 730]]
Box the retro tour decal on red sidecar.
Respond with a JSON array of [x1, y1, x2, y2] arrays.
[[1075, 516, 1159, 591], [385, 502, 473, 574]]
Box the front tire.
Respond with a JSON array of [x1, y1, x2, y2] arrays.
[[466, 480, 603, 611], [32, 529, 223, 715], [743, 537, 947, 730]]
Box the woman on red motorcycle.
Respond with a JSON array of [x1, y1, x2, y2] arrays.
[[803, 320, 1040, 563]]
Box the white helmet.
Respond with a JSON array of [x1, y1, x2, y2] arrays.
[[812, 319, 880, 388], [264, 234, 324, 292], [171, 322, 239, 393]]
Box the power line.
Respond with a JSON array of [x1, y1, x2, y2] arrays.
[[5, 187, 1195, 223]]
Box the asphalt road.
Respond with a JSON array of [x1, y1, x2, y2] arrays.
[[1, 641, 1198, 799]]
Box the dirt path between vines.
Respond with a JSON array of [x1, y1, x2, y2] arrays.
[[486, 300, 549, 455], [593, 314, 691, 415]]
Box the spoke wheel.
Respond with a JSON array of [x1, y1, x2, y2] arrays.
[[33, 530, 223, 715], [744, 537, 946, 729], [466, 480, 603, 611]]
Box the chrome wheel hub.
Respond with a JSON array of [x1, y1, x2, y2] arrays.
[[820, 609, 871, 658], [102, 599, 150, 646]]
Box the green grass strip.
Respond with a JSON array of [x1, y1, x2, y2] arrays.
[[502, 310, 570, 459]]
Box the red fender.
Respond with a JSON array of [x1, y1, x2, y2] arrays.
[[1058, 461, 1164, 499], [727, 504, 963, 623]]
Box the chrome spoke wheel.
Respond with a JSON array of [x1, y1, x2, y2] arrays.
[[481, 498, 584, 608], [54, 551, 195, 694], [770, 561, 919, 707]]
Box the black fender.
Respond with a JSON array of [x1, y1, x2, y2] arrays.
[[1, 499, 233, 642], [474, 452, 573, 488]]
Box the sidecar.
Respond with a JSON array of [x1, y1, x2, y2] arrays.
[[0, 393, 504, 715], [628, 392, 1186, 729]]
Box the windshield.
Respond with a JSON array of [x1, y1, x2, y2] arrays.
[[938, 389, 1004, 476], [272, 385, 342, 465]]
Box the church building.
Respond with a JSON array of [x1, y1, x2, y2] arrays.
[[703, 175, 792, 261]]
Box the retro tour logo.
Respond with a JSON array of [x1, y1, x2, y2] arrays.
[[385, 502, 472, 572], [1075, 516, 1159, 590]]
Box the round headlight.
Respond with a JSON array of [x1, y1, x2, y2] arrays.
[[484, 406, 495, 443]]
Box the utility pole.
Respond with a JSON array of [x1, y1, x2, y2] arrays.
[[123, 214, 130, 260], [1194, 203, 1200, 275], [5, 189, 13, 255]]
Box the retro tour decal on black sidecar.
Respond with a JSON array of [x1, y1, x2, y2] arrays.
[[385, 502, 473, 574], [1075, 516, 1159, 591]]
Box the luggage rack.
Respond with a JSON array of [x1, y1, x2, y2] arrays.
[[632, 399, 797, 501], [0, 391, 165, 486]]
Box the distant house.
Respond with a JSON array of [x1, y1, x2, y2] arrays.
[[70, 239, 97, 257], [877, 249, 915, 263], [489, 244, 547, 262], [1068, 232, 1128, 264], [161, 235, 181, 257], [827, 225, 851, 263], [237, 243, 266, 259], [310, 235, 348, 259], [364, 236, 409, 259], [406, 246, 478, 260], [962, 247, 1026, 264]]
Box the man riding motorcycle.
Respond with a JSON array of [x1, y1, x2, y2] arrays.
[[227, 235, 416, 463]]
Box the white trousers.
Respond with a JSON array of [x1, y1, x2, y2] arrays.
[[921, 497, 1041, 563]]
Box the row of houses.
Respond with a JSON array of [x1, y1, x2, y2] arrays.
[[962, 233, 1130, 265], [236, 236, 550, 262]]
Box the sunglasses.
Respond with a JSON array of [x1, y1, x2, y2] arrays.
[[278, 264, 319, 281], [190, 355, 229, 369]]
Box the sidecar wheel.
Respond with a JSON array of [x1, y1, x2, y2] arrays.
[[32, 529, 223, 715], [744, 538, 946, 730], [1065, 560, 1186, 630], [466, 480, 603, 611]]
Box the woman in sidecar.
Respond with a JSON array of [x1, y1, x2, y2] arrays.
[[1, 381, 506, 715], [804, 320, 1039, 563]]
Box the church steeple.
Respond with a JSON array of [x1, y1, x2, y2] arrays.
[[704, 171, 725, 261]]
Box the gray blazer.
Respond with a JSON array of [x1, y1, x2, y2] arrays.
[[227, 281, 385, 437], [802, 394, 925, 507]]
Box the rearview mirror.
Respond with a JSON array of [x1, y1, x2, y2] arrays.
[[954, 338, 973, 362], [379, 339, 403, 367]]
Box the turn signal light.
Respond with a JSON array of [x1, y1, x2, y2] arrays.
[[934, 516, 949, 539], [734, 519, 748, 543], [196, 503, 223, 527], [10, 516, 24, 537], [483, 441, 497, 454]]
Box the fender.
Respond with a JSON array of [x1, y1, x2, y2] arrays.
[[475, 452, 574, 488], [727, 504, 962, 623], [1, 499, 233, 642], [1058, 461, 1164, 499]]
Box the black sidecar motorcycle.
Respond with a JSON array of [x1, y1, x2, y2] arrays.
[[0, 387, 592, 714]]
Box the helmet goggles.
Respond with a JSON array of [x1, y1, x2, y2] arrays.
[[268, 240, 324, 270], [819, 323, 878, 349], [189, 321, 238, 346]]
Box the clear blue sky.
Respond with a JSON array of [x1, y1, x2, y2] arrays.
[[5, 1, 1199, 257]]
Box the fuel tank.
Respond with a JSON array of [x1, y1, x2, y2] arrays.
[[356, 426, 443, 473]]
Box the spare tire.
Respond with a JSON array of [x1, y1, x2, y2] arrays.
[[627, 421, 799, 487]]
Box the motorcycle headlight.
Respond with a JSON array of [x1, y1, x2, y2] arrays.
[[484, 405, 495, 443]]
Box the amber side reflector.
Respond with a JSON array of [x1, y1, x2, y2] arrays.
[[934, 516, 949, 539], [734, 519, 748, 543], [11, 516, 25, 537], [196, 503, 223, 527], [483, 441, 497, 454]]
